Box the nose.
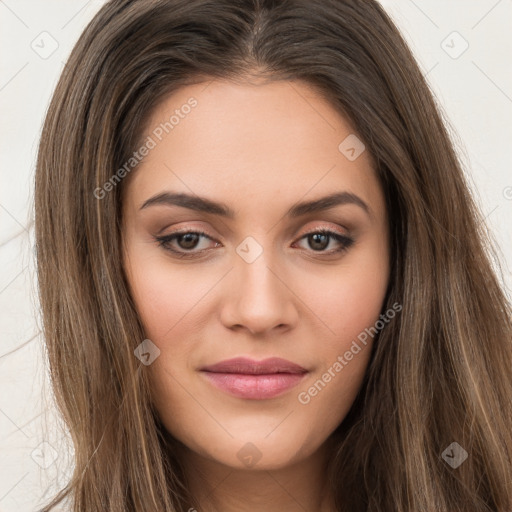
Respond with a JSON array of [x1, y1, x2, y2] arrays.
[[219, 250, 299, 337]]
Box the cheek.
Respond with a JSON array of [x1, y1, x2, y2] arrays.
[[125, 251, 219, 341], [290, 254, 389, 437], [296, 246, 389, 349], [291, 242, 388, 393]]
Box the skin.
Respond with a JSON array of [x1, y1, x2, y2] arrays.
[[122, 78, 390, 512]]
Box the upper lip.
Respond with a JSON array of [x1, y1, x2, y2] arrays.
[[200, 357, 308, 375]]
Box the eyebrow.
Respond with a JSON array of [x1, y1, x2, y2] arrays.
[[139, 191, 370, 218]]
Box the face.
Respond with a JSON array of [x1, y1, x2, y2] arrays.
[[122, 79, 390, 471]]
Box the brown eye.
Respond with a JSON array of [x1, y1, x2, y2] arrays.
[[155, 228, 354, 260], [307, 232, 330, 251], [155, 230, 219, 258], [295, 229, 354, 255], [175, 232, 202, 250]]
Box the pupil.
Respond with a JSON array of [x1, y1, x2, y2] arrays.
[[310, 233, 328, 251], [179, 233, 199, 249]]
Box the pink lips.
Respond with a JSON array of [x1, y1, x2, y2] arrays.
[[200, 357, 308, 400]]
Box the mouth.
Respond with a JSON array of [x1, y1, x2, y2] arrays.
[[199, 357, 308, 400]]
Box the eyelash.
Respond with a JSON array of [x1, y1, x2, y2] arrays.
[[154, 228, 355, 259]]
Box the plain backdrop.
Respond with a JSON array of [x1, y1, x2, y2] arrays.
[[0, 1, 511, 510]]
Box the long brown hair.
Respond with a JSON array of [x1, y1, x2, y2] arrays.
[[35, 0, 512, 510]]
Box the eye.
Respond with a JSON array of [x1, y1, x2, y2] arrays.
[[155, 228, 354, 259], [155, 229, 218, 258], [293, 228, 354, 255]]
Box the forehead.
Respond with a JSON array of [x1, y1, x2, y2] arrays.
[[124, 79, 383, 217]]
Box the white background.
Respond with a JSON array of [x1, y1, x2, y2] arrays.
[[0, 1, 511, 510]]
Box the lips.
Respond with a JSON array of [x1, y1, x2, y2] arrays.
[[199, 357, 308, 400], [200, 357, 307, 375]]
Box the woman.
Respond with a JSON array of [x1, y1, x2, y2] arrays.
[[34, 0, 512, 510]]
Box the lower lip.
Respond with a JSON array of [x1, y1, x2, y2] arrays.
[[201, 371, 307, 400]]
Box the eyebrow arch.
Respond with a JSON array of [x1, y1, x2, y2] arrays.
[[139, 191, 370, 218]]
